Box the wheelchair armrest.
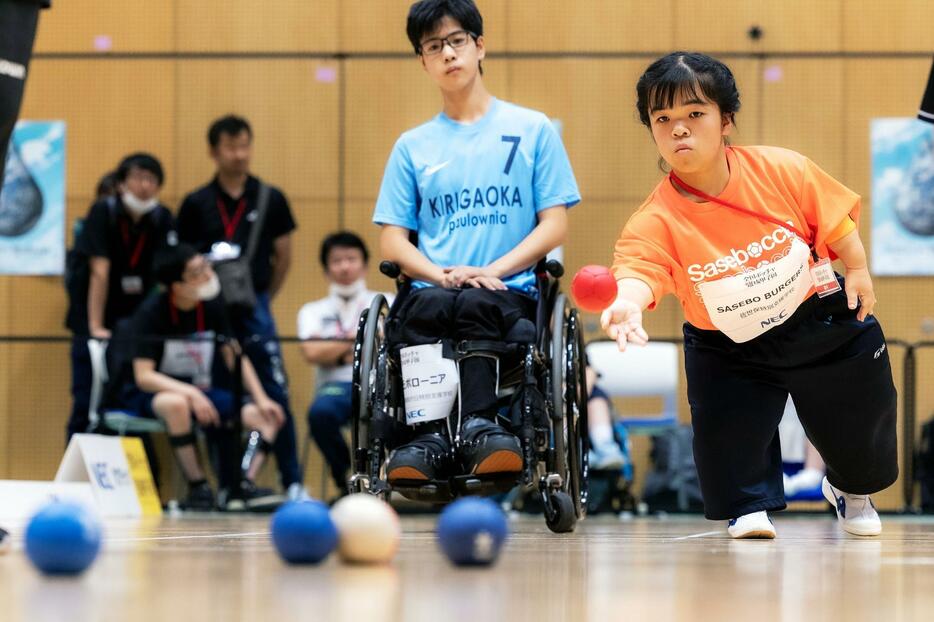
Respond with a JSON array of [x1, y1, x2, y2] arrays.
[[380, 260, 402, 279]]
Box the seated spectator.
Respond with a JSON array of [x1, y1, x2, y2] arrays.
[[297, 232, 393, 495], [779, 396, 826, 497], [116, 243, 285, 511], [585, 363, 629, 473]]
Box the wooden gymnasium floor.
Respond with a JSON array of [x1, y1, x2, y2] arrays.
[[2, 512, 934, 622]]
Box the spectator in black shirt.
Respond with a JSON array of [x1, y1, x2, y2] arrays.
[[177, 115, 305, 499], [64, 154, 176, 440], [120, 244, 286, 510]]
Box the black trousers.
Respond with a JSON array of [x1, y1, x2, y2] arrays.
[[683, 285, 899, 520], [388, 287, 534, 417]]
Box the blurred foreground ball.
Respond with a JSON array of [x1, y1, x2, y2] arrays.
[[25, 502, 102, 575], [330, 494, 400, 564], [436, 497, 508, 566], [271, 500, 338, 564]]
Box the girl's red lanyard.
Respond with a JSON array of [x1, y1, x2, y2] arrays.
[[119, 218, 147, 270], [168, 293, 205, 332], [217, 196, 247, 241], [669, 171, 820, 262]]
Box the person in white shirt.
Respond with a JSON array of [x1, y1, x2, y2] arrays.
[[297, 232, 394, 493]]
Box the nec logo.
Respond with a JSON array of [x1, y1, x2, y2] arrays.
[[408, 409, 426, 420], [759, 309, 789, 328]]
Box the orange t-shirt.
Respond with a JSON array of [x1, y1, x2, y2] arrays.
[[612, 145, 860, 330]]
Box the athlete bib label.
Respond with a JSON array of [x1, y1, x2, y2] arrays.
[[698, 239, 813, 343]]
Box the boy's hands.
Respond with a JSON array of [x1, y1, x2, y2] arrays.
[[442, 266, 507, 290]]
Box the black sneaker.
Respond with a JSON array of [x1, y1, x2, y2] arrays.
[[458, 416, 523, 476], [387, 432, 453, 483], [183, 481, 216, 512], [0, 526, 10, 554], [219, 480, 282, 512], [241, 479, 283, 511]]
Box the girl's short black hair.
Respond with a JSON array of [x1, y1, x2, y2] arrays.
[[636, 52, 741, 128], [116, 152, 164, 187], [153, 243, 199, 288], [320, 231, 369, 268], [406, 0, 483, 73]]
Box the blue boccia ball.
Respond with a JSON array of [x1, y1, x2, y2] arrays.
[[270, 500, 338, 564], [437, 497, 509, 566], [25, 502, 102, 576]]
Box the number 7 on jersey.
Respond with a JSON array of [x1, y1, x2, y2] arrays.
[[501, 135, 520, 175]]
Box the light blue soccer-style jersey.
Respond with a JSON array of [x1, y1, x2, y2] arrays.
[[373, 97, 581, 295]]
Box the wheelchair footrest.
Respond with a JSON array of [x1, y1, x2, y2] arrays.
[[390, 473, 520, 503]]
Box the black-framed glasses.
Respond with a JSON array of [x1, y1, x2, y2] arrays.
[[419, 30, 475, 56]]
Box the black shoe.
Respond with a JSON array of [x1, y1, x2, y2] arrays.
[[458, 416, 523, 476], [387, 432, 453, 483], [183, 481, 216, 511], [219, 480, 282, 512], [0, 526, 10, 554]]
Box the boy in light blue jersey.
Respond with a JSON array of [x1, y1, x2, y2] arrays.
[[373, 0, 580, 484]]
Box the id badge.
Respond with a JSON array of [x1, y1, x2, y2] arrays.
[[810, 257, 842, 298], [121, 275, 143, 294], [208, 241, 242, 261]]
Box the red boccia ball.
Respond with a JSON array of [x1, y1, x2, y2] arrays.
[[571, 265, 617, 313]]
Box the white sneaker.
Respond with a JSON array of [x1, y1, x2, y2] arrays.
[[287, 483, 312, 502], [727, 511, 776, 539], [0, 527, 10, 554], [821, 477, 881, 536]]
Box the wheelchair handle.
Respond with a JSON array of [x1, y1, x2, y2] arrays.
[[379, 260, 402, 279], [545, 260, 564, 278]]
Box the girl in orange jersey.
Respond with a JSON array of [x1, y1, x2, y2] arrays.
[[603, 52, 897, 539]]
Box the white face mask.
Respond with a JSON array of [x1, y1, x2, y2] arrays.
[[196, 273, 221, 301], [122, 191, 159, 217], [329, 278, 366, 300]]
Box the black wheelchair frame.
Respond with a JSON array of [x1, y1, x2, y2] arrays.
[[348, 259, 589, 533]]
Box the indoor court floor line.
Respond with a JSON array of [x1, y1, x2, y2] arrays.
[[3, 513, 934, 621]]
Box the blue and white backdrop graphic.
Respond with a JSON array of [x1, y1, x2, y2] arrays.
[[0, 121, 65, 275], [871, 118, 934, 276]]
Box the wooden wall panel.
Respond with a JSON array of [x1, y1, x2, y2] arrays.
[[33, 1, 175, 53], [509, 59, 660, 202], [174, 60, 340, 202], [339, 0, 507, 53], [506, 0, 674, 52], [5, 343, 70, 479], [843, 0, 934, 51], [343, 58, 508, 201], [760, 59, 845, 181], [176, 1, 339, 52], [20, 59, 177, 203], [672, 0, 842, 52], [269, 199, 338, 340], [842, 59, 932, 203]]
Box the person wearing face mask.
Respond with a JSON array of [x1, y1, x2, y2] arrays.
[[297, 232, 393, 496], [113, 244, 286, 511], [64, 153, 176, 441]]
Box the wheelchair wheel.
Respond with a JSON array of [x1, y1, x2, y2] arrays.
[[350, 294, 391, 496], [547, 293, 589, 532]]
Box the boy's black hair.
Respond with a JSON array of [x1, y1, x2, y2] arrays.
[[636, 52, 741, 129], [153, 243, 199, 288], [115, 153, 164, 187], [208, 114, 253, 148], [406, 0, 484, 74], [320, 231, 369, 268]]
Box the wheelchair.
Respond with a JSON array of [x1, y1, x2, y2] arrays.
[[349, 259, 589, 533]]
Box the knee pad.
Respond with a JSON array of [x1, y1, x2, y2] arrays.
[[168, 432, 197, 448]]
